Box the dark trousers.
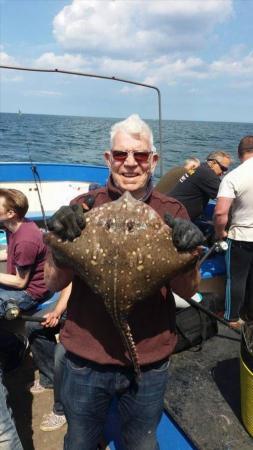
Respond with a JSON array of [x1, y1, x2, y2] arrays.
[[224, 239, 253, 321]]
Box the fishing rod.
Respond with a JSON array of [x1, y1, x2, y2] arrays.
[[26, 142, 48, 231], [17, 110, 48, 231], [183, 296, 240, 336], [199, 240, 228, 266], [192, 240, 241, 334], [2, 300, 64, 324], [0, 64, 164, 176], [3, 294, 240, 335]]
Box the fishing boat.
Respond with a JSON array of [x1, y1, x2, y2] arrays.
[[0, 65, 252, 450]]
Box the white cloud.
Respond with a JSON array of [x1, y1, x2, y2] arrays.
[[142, 56, 209, 86], [2, 47, 252, 92], [0, 51, 23, 82], [24, 90, 62, 97], [33, 52, 147, 78], [53, 0, 233, 57], [0, 51, 18, 66], [210, 52, 253, 77], [97, 57, 147, 77], [34, 52, 92, 71], [5, 48, 252, 90]]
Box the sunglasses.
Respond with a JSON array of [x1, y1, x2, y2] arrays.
[[111, 150, 152, 163], [209, 159, 229, 173]]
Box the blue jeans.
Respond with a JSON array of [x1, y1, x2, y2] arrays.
[[53, 343, 66, 416], [0, 287, 37, 319], [62, 354, 169, 450], [25, 305, 58, 389], [0, 369, 23, 450]]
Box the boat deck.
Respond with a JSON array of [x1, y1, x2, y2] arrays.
[[164, 323, 253, 450]]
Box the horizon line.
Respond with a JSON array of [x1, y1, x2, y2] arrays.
[[0, 111, 252, 125]]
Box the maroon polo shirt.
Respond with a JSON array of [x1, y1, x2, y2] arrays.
[[7, 220, 50, 300]]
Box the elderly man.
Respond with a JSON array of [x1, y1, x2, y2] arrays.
[[169, 151, 232, 221], [214, 136, 253, 329], [44, 114, 203, 450]]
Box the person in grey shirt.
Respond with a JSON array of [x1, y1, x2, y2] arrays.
[[214, 136, 253, 329]]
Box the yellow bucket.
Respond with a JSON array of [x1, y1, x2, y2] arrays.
[[240, 330, 253, 437]]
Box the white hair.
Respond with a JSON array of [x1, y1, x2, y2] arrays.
[[110, 114, 156, 152]]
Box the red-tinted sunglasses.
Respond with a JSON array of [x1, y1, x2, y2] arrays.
[[111, 150, 152, 163], [111, 150, 153, 163]]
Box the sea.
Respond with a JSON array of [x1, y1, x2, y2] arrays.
[[0, 112, 252, 181]]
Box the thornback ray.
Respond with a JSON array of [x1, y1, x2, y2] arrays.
[[44, 191, 197, 378]]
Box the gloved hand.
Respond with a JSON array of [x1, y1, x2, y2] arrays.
[[164, 213, 204, 252], [47, 195, 95, 241]]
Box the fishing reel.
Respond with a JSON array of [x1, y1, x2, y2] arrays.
[[2, 300, 59, 324], [2, 300, 21, 320], [213, 240, 228, 253], [199, 240, 228, 266]]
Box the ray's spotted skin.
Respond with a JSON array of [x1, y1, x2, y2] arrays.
[[44, 191, 196, 377]]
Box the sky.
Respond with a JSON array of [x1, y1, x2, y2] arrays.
[[0, 0, 253, 122]]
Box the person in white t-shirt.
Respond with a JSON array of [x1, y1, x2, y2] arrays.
[[214, 135, 253, 329]]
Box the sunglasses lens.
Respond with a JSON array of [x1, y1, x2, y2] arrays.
[[111, 151, 151, 162], [218, 161, 228, 172], [111, 151, 128, 161], [210, 159, 228, 173], [133, 152, 150, 162]]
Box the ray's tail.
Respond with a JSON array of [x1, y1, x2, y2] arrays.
[[119, 318, 141, 380]]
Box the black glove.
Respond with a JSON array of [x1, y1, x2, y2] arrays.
[[47, 195, 95, 241], [164, 213, 204, 251]]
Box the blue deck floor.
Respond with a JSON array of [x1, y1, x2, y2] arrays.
[[104, 405, 196, 450]]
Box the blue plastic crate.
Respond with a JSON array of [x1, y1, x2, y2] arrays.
[[200, 254, 226, 279], [0, 229, 7, 246]]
